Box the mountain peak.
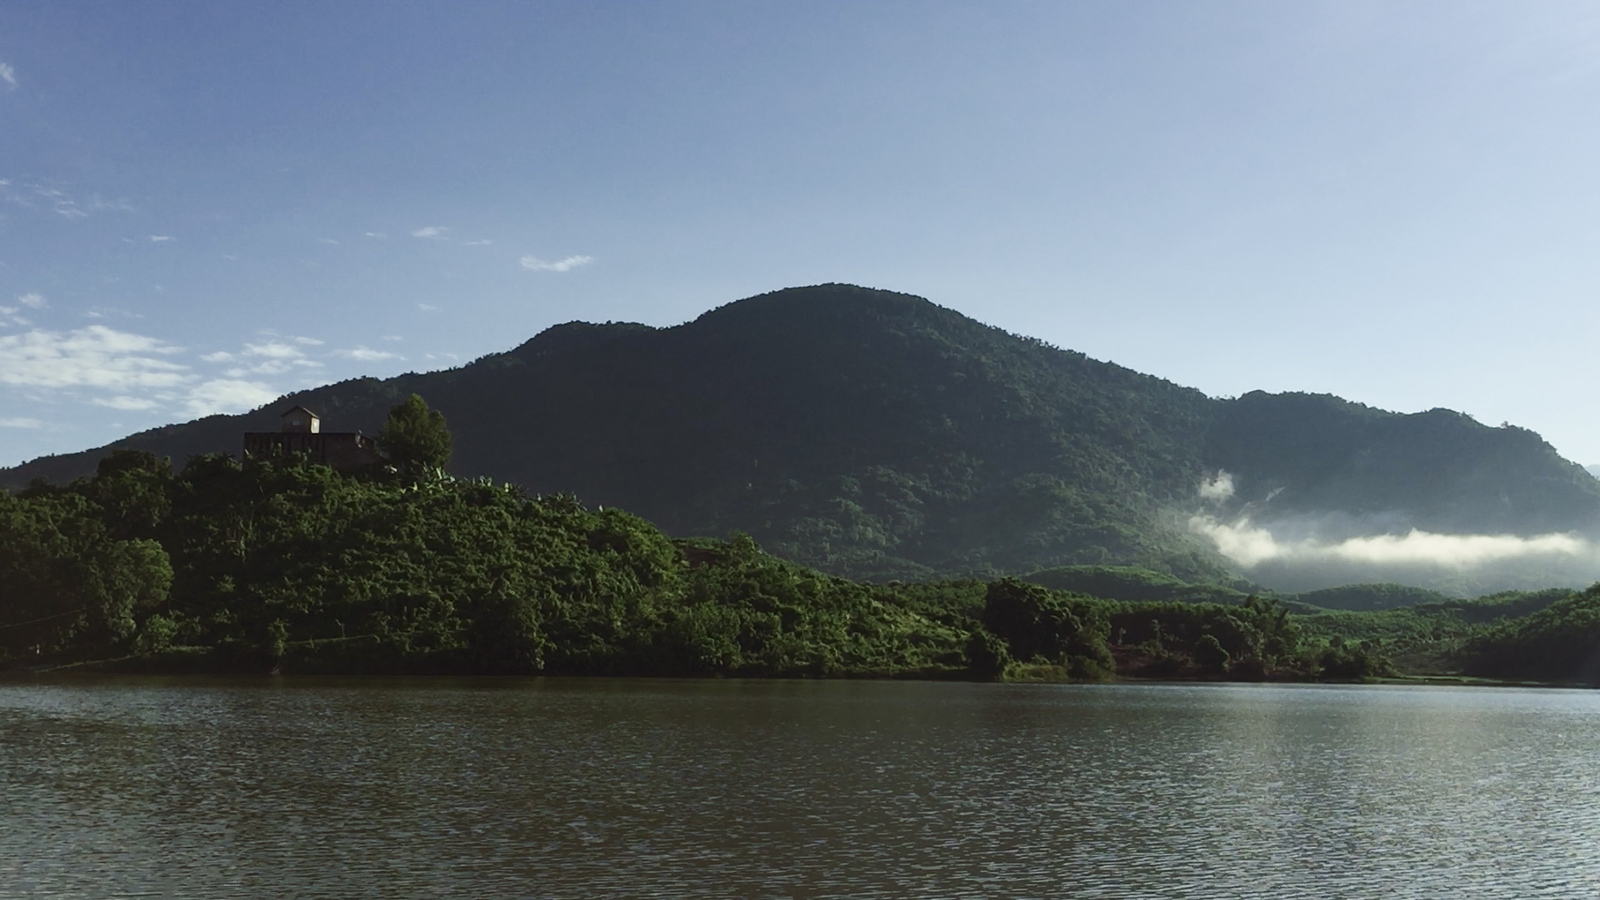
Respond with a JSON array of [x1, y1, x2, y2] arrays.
[[4, 285, 1597, 591]]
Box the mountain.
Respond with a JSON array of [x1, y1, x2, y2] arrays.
[[7, 284, 1599, 585]]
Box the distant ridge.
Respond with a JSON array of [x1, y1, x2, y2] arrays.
[[6, 284, 1598, 584]]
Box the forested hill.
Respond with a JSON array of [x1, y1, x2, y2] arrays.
[[6, 284, 1599, 582]]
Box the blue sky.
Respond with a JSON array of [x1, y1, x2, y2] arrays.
[[3, 1, 1600, 467]]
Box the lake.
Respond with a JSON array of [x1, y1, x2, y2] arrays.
[[1, 678, 1596, 899]]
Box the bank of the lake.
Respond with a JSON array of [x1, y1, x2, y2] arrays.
[[3, 677, 1597, 899]]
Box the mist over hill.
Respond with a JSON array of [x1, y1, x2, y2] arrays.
[[6, 284, 1599, 593]]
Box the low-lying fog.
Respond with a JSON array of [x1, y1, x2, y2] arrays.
[[1187, 472, 1600, 595]]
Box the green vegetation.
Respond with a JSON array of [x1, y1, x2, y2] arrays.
[[1022, 565, 1253, 605], [1293, 583, 1453, 612], [0, 442, 980, 677], [5, 384, 1596, 685], [7, 284, 1597, 591], [1463, 587, 1600, 682], [377, 393, 453, 475]]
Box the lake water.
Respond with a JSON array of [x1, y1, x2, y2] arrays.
[[2, 678, 1597, 899]]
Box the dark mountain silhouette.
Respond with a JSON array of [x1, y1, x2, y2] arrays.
[[7, 284, 1599, 583]]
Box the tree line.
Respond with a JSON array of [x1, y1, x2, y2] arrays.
[[1, 394, 1593, 683]]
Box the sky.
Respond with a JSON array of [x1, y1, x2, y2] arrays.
[[3, 0, 1600, 468]]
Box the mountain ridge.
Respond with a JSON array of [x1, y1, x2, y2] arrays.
[[6, 284, 1598, 586]]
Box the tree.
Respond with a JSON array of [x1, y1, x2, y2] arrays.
[[379, 394, 453, 474], [1194, 633, 1231, 674]]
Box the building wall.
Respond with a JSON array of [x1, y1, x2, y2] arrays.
[[242, 432, 382, 470]]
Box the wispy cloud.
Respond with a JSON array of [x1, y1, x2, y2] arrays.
[[464, 239, 492, 246], [0, 417, 41, 429], [84, 305, 144, 321], [208, 339, 326, 376], [0, 178, 134, 220], [1190, 513, 1600, 583], [149, 235, 173, 243], [336, 346, 403, 362], [1198, 470, 1235, 503], [520, 254, 593, 273], [412, 226, 448, 239], [0, 305, 28, 327], [242, 341, 304, 360], [318, 237, 341, 246], [417, 303, 438, 312], [0, 326, 187, 389], [365, 232, 387, 239], [183, 379, 278, 418], [94, 396, 159, 411], [16, 292, 45, 309], [0, 61, 15, 90]]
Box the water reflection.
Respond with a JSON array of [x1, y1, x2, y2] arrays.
[[1, 678, 1598, 898]]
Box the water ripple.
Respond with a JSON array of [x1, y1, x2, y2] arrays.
[[2, 679, 1599, 898]]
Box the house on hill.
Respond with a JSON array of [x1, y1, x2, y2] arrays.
[[242, 406, 383, 470]]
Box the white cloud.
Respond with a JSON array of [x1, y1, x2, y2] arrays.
[[365, 232, 387, 239], [242, 341, 304, 360], [337, 346, 403, 362], [520, 254, 593, 273], [0, 326, 187, 389], [1198, 471, 1234, 503], [412, 226, 448, 239], [84, 305, 143, 321], [0, 305, 28, 327], [204, 336, 326, 375], [16, 292, 45, 309], [464, 239, 492, 246], [318, 238, 341, 246], [1189, 514, 1597, 570], [2, 179, 135, 220], [234, 361, 291, 376], [0, 417, 41, 429], [417, 303, 438, 311], [94, 396, 158, 411], [149, 235, 173, 243], [0, 62, 15, 89], [183, 379, 278, 418]]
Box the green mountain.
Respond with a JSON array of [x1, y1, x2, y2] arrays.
[[7, 284, 1599, 585]]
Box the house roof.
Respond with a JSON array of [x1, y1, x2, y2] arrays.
[[281, 405, 319, 418]]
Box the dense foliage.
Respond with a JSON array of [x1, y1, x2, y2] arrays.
[[1022, 565, 1253, 605], [6, 441, 1596, 684], [7, 285, 1596, 588], [0, 458, 172, 660], [377, 393, 453, 475], [1463, 587, 1600, 682], [0, 450, 981, 677], [1293, 583, 1453, 612]]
